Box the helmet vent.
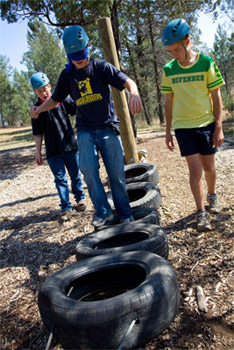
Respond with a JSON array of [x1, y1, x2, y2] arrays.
[[172, 19, 182, 36], [78, 29, 83, 43]]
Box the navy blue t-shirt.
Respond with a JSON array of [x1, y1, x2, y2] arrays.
[[52, 58, 128, 129], [31, 96, 78, 159]]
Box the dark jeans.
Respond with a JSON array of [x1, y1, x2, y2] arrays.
[[47, 150, 85, 211]]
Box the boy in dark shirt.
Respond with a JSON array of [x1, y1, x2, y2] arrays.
[[31, 26, 142, 228], [30, 72, 86, 221]]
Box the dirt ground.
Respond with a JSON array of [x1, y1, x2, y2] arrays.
[[0, 131, 233, 350]]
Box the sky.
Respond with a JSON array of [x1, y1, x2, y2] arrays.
[[0, 12, 233, 72]]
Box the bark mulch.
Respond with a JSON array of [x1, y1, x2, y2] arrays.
[[0, 131, 233, 350]]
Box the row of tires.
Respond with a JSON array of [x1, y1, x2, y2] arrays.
[[38, 163, 180, 349]]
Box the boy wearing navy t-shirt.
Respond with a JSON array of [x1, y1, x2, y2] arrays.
[[31, 26, 142, 228]]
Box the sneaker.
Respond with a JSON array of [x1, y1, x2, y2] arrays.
[[207, 193, 221, 213], [60, 210, 71, 222], [119, 215, 134, 223], [91, 213, 115, 228], [75, 201, 86, 212], [196, 210, 211, 231]]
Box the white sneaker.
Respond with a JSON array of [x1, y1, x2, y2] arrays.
[[196, 210, 211, 231], [207, 193, 221, 213]]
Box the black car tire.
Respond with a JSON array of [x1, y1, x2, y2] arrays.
[[131, 207, 161, 225], [38, 251, 180, 350], [76, 223, 168, 260], [124, 162, 159, 185], [107, 182, 162, 210]]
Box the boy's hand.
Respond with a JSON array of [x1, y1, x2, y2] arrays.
[[36, 151, 43, 165], [213, 125, 224, 147], [123, 78, 142, 115], [129, 94, 142, 115], [166, 133, 175, 151], [30, 106, 40, 119]]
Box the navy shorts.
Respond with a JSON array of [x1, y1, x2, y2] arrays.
[[174, 122, 217, 157]]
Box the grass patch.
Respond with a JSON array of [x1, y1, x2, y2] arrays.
[[0, 114, 233, 152], [135, 117, 165, 133], [0, 127, 34, 151]]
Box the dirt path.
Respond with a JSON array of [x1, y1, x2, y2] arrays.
[[0, 132, 233, 349]]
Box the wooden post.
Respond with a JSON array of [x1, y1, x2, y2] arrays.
[[97, 17, 139, 164]]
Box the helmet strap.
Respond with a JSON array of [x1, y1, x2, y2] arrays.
[[179, 36, 189, 60], [181, 42, 189, 59]]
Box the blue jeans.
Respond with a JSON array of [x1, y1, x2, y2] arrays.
[[77, 128, 132, 219], [47, 150, 85, 212]]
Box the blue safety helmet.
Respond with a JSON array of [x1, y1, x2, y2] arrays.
[[30, 72, 50, 90], [162, 18, 190, 46], [63, 25, 89, 54]]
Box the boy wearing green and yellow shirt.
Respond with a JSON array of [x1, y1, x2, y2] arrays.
[[161, 18, 225, 231]]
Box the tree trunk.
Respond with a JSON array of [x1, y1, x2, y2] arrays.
[[110, 0, 122, 68], [147, 8, 164, 124], [126, 40, 151, 127], [110, 1, 142, 134], [133, 0, 152, 125]]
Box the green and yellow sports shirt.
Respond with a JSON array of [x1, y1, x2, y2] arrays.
[[161, 53, 225, 129]]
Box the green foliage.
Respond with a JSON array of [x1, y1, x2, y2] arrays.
[[0, 0, 114, 25], [222, 89, 234, 114], [0, 18, 69, 127], [22, 20, 66, 89], [207, 0, 234, 22], [0, 0, 233, 127], [211, 25, 233, 112], [0, 55, 32, 126], [0, 55, 14, 126], [52, 0, 113, 25], [0, 56, 32, 126], [11, 71, 32, 126]]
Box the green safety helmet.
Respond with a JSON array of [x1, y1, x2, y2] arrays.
[[63, 25, 89, 54], [162, 18, 190, 46], [30, 72, 49, 90]]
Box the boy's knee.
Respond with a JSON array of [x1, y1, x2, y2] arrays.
[[189, 171, 202, 182], [202, 161, 216, 173], [204, 166, 216, 175]]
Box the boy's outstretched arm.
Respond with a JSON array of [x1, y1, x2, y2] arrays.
[[123, 78, 142, 115], [165, 93, 175, 151], [30, 98, 58, 119], [210, 88, 224, 147]]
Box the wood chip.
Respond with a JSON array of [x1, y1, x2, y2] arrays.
[[196, 285, 208, 313]]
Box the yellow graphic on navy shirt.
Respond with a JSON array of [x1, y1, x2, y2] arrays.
[[75, 78, 102, 106]]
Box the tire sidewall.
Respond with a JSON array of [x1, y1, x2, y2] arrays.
[[76, 223, 168, 259], [124, 162, 159, 185]]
